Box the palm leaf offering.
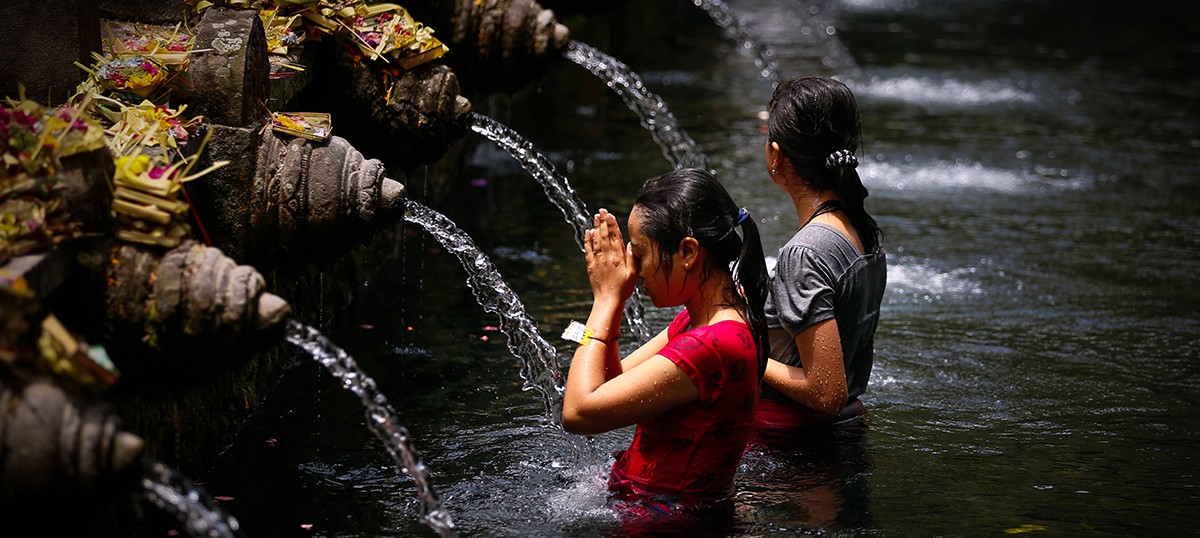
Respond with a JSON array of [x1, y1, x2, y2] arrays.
[[189, 0, 448, 70], [270, 111, 331, 141], [0, 94, 107, 264]]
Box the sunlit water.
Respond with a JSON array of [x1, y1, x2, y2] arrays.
[[204, 1, 1199, 536]]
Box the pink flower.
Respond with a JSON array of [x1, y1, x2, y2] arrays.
[[13, 110, 37, 128]]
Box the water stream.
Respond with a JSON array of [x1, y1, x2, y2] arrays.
[[141, 460, 241, 538], [402, 200, 565, 420], [285, 319, 457, 537], [469, 112, 655, 345], [564, 40, 709, 171], [691, 0, 781, 85], [469, 113, 592, 249]]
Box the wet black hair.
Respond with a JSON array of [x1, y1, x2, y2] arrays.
[[768, 75, 882, 252], [632, 168, 770, 376]]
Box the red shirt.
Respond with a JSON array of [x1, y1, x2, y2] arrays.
[[608, 309, 760, 498]]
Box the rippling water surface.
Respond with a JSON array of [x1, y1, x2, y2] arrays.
[[205, 1, 1199, 536]]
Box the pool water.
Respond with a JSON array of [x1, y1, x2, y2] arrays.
[[201, 1, 1200, 536]]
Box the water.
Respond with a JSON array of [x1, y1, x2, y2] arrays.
[[469, 112, 656, 345], [141, 460, 241, 538], [285, 320, 456, 537], [564, 40, 710, 171], [691, 0, 782, 85], [470, 113, 593, 249], [206, 1, 1199, 535], [403, 201, 565, 420]]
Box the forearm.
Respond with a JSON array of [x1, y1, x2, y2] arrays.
[[584, 299, 624, 381], [564, 299, 624, 406], [763, 358, 847, 415]]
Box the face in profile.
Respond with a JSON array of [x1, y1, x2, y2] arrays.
[[627, 206, 689, 308]]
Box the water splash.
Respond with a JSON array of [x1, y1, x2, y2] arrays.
[[286, 320, 457, 537], [691, 0, 782, 85], [404, 201, 565, 419], [850, 75, 1037, 106], [141, 460, 241, 538], [468, 113, 655, 345], [564, 41, 709, 171]]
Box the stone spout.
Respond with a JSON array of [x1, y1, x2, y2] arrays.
[[254, 129, 407, 250], [407, 0, 571, 91], [0, 379, 145, 498], [105, 240, 291, 363], [188, 125, 409, 263], [338, 58, 473, 166]]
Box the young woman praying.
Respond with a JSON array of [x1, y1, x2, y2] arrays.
[[560, 168, 769, 524]]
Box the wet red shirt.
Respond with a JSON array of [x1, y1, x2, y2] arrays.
[[608, 309, 760, 498]]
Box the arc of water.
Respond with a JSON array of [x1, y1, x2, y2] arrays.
[[286, 320, 457, 538], [564, 41, 709, 171], [141, 460, 241, 538], [469, 113, 656, 345], [404, 201, 565, 422], [470, 113, 592, 250], [692, 0, 783, 85]]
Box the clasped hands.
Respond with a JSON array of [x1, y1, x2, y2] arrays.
[[584, 208, 637, 305]]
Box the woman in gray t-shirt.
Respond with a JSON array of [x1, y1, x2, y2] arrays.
[[757, 75, 887, 432]]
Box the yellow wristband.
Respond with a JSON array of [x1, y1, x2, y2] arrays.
[[561, 320, 595, 345]]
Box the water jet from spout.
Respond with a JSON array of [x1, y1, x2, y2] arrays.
[[563, 41, 709, 171], [285, 320, 457, 537], [464, 115, 657, 344]]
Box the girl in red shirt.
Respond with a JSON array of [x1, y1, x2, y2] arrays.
[[561, 168, 770, 527]]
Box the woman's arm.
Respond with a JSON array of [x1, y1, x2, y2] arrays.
[[617, 326, 670, 373], [762, 318, 848, 415], [563, 350, 698, 435]]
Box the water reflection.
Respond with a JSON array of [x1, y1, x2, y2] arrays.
[[737, 422, 875, 534]]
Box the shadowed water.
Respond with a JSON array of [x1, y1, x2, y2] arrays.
[[285, 319, 457, 537], [403, 201, 565, 420], [470, 112, 592, 249], [564, 40, 709, 171]]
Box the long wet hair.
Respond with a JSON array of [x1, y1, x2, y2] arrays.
[[633, 168, 770, 376], [768, 75, 882, 252]]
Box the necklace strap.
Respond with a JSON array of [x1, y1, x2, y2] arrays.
[[803, 199, 844, 227]]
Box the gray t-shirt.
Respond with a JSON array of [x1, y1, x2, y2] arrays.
[[763, 222, 887, 405]]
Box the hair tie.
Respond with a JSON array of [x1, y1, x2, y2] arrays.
[[825, 149, 859, 170], [735, 207, 751, 225]]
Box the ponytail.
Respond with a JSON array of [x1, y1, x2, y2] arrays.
[[730, 211, 770, 377], [826, 151, 881, 253]]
